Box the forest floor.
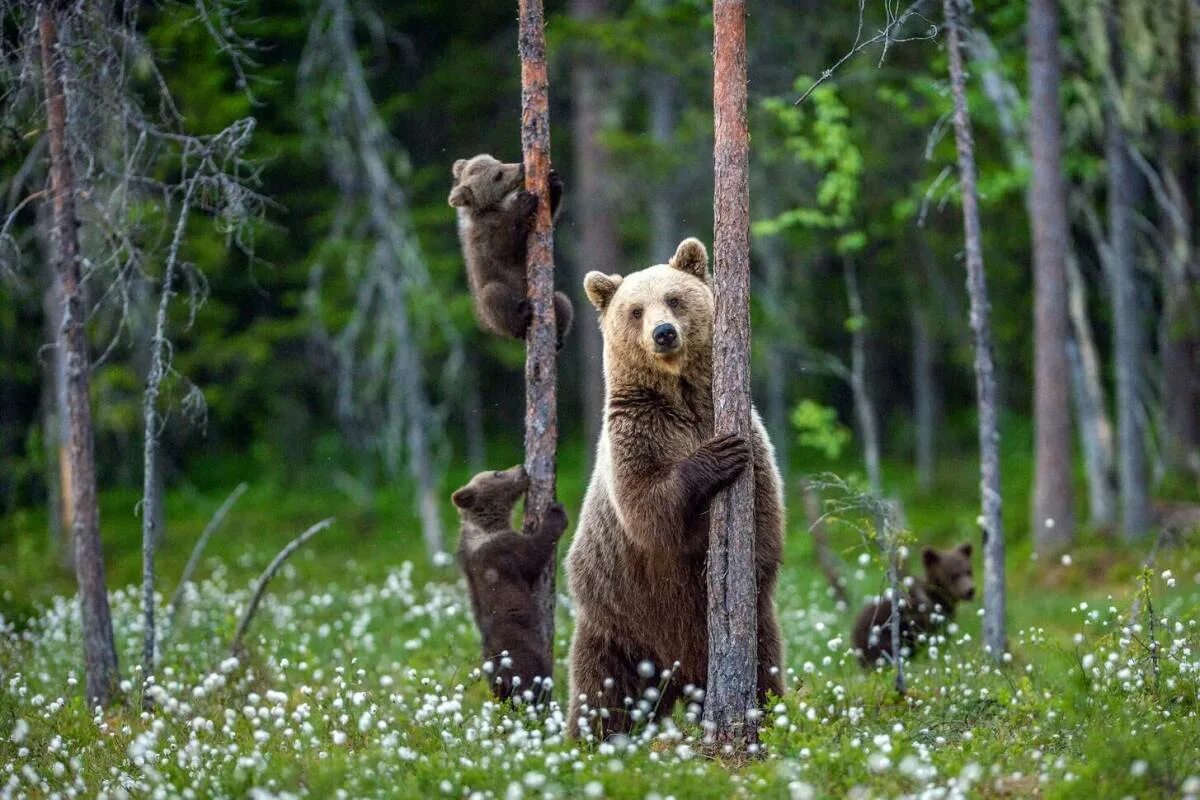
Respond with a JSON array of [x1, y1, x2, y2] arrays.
[[2, 447, 1199, 799]]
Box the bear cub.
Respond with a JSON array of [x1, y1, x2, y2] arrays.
[[449, 154, 573, 348], [852, 542, 975, 667], [452, 465, 567, 702]]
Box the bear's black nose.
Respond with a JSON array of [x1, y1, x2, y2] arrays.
[[652, 323, 679, 350]]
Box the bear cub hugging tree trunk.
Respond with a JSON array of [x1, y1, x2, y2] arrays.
[[452, 465, 568, 703], [565, 238, 785, 739], [449, 154, 573, 348], [852, 542, 975, 667]]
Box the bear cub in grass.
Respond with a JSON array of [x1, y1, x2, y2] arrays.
[[449, 154, 573, 347], [565, 238, 785, 738], [852, 543, 975, 667], [452, 465, 568, 702]]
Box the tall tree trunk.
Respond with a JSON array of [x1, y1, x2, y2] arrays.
[[1066, 254, 1118, 529], [1028, 0, 1076, 553], [705, 0, 758, 747], [569, 0, 616, 464], [944, 0, 1006, 660], [648, 70, 678, 260], [42, 268, 74, 569], [1161, 0, 1200, 477], [519, 0, 560, 668], [844, 257, 882, 496], [39, 0, 120, 707], [1103, 0, 1151, 540], [910, 293, 936, 492]]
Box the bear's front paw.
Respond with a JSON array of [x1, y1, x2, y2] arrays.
[[515, 299, 534, 333], [516, 190, 539, 217], [685, 432, 751, 498], [541, 503, 569, 539]]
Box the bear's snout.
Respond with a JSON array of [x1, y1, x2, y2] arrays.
[[652, 322, 679, 352]]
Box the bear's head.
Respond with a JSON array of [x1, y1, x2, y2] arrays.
[[448, 155, 524, 212], [583, 238, 713, 377], [451, 464, 529, 526], [921, 542, 975, 602]]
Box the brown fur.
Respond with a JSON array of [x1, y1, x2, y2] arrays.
[[452, 465, 568, 702], [449, 154, 573, 347], [851, 543, 975, 667], [565, 238, 785, 738]]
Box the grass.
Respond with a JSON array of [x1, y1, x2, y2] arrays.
[[1, 445, 1199, 798]]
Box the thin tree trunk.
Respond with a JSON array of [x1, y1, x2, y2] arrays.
[[910, 295, 935, 492], [141, 176, 197, 682], [519, 0, 560, 668], [705, 0, 758, 747], [1160, 0, 1199, 476], [39, 0, 120, 707], [1103, 0, 1150, 540], [1066, 253, 1118, 529], [844, 257, 882, 497], [1028, 0, 1076, 554], [944, 0, 1006, 660], [42, 268, 73, 568], [569, 0, 616, 465], [648, 70, 678, 260]]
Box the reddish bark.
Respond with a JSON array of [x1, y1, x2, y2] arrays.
[[518, 0, 560, 669], [705, 0, 758, 746], [39, 0, 121, 707]]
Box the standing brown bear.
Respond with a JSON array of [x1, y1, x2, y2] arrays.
[[452, 465, 568, 703], [851, 542, 975, 667], [448, 154, 573, 348], [565, 238, 785, 738]]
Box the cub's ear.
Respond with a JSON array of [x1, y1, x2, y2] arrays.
[[584, 271, 623, 311], [957, 542, 973, 559], [450, 486, 476, 509], [452, 159, 468, 180], [669, 237, 709, 281], [921, 546, 940, 569], [448, 184, 473, 208]]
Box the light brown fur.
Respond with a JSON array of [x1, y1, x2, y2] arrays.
[[565, 238, 785, 738], [449, 154, 573, 347]]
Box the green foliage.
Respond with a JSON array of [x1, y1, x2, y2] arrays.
[[791, 399, 851, 460]]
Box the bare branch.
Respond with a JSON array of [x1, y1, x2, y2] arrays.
[[165, 481, 248, 632], [231, 518, 335, 655]]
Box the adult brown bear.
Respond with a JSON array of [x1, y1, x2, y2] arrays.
[[565, 238, 785, 738]]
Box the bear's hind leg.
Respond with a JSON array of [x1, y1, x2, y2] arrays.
[[568, 626, 643, 740], [477, 281, 531, 339]]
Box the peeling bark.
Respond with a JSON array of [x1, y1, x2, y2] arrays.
[[39, 0, 120, 707], [519, 0, 560, 668], [705, 0, 758, 747]]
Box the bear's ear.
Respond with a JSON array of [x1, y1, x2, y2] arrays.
[[669, 237, 709, 281], [921, 546, 940, 569], [957, 542, 973, 559], [452, 159, 468, 180], [584, 271, 623, 311], [448, 184, 473, 208], [451, 486, 476, 509]]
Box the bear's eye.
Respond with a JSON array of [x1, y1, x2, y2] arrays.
[[666, 296, 681, 310], [630, 307, 643, 320], [493, 173, 502, 182]]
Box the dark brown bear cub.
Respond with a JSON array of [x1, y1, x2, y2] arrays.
[[449, 154, 573, 347], [452, 465, 567, 702], [852, 543, 975, 667]]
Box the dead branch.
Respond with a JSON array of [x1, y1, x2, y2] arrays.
[[230, 518, 334, 655], [166, 481, 248, 632]]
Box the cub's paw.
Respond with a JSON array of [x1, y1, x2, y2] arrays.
[[515, 299, 534, 334], [516, 190, 539, 217], [541, 502, 569, 539]]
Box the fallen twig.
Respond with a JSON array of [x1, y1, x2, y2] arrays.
[[230, 517, 334, 655]]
